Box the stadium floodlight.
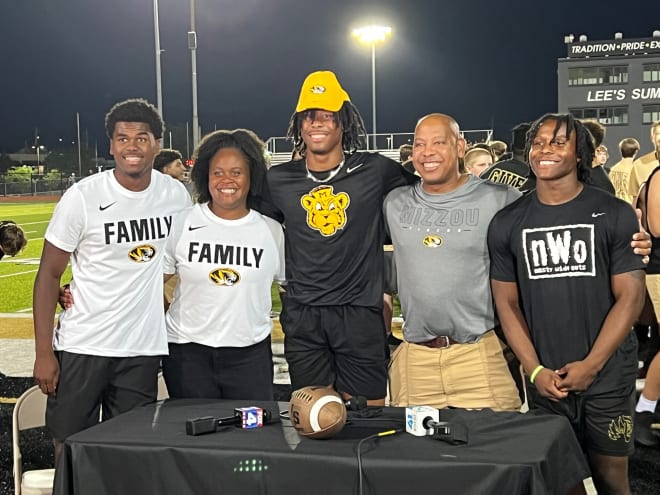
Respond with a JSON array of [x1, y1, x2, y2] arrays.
[[352, 25, 392, 150]]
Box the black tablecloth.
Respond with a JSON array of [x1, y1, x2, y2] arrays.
[[54, 399, 589, 495]]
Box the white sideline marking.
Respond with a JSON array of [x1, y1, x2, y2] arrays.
[[0, 269, 38, 278], [11, 221, 50, 226], [0, 313, 33, 318], [2, 257, 41, 265]]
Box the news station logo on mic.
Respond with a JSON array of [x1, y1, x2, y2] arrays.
[[237, 407, 266, 429], [186, 407, 271, 436], [406, 406, 440, 436]]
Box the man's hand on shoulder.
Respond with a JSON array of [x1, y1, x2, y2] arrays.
[[632, 208, 651, 263]]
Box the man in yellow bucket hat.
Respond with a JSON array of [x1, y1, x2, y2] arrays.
[[266, 70, 416, 406]]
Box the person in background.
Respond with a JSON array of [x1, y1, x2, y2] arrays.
[[628, 121, 660, 200], [594, 144, 610, 171], [0, 220, 27, 260], [153, 148, 191, 306], [463, 145, 494, 177], [162, 129, 284, 400], [490, 113, 646, 495], [399, 143, 414, 174], [609, 138, 640, 204], [481, 122, 536, 193], [489, 140, 507, 161], [33, 98, 191, 464], [154, 148, 187, 183], [580, 119, 615, 195], [399, 143, 412, 163]]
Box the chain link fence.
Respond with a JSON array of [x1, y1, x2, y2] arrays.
[[0, 173, 75, 196]]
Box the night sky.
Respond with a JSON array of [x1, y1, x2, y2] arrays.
[[1, 0, 659, 156]]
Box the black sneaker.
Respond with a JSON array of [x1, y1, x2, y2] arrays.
[[634, 411, 660, 447]]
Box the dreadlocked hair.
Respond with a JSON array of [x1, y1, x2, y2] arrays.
[[190, 129, 270, 213], [287, 101, 367, 157], [524, 113, 594, 184]]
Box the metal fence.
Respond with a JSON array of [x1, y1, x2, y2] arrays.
[[0, 173, 73, 196]]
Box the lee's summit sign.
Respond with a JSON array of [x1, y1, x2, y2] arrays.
[[568, 37, 660, 58], [586, 87, 660, 102]]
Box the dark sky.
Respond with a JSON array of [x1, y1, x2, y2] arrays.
[[1, 0, 659, 156]]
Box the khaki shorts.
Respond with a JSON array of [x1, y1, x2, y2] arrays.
[[646, 274, 660, 320], [389, 330, 521, 411]]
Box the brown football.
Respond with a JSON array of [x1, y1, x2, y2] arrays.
[[289, 385, 347, 439]]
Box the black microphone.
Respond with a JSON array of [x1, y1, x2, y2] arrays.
[[423, 417, 451, 435], [186, 407, 271, 436]]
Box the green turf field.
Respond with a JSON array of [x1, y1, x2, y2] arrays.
[[0, 202, 73, 313]]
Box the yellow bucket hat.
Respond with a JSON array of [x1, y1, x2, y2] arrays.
[[295, 71, 351, 113]]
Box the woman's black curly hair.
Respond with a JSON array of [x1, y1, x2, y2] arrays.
[[524, 113, 594, 184], [190, 129, 269, 213], [286, 102, 366, 157]]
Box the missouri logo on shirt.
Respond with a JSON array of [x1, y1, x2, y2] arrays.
[[300, 185, 350, 237], [209, 267, 240, 286], [128, 244, 156, 263], [422, 235, 443, 248], [522, 224, 595, 279]]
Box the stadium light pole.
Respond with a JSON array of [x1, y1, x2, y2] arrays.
[[352, 25, 392, 150], [189, 0, 200, 149], [153, 0, 163, 116]]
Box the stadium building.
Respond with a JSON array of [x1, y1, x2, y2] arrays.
[[558, 32, 660, 155]]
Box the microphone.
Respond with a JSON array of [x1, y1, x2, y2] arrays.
[[405, 406, 440, 436], [405, 406, 468, 444], [186, 407, 271, 436]]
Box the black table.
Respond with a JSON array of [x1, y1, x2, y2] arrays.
[[54, 399, 590, 495]]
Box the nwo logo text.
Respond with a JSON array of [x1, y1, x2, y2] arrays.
[[523, 225, 595, 279]]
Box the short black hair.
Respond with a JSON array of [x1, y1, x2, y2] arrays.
[[0, 220, 27, 258], [287, 101, 366, 157], [579, 119, 605, 148], [154, 149, 183, 172], [525, 113, 594, 184], [104, 98, 164, 140], [510, 122, 531, 152], [191, 129, 269, 213], [399, 144, 413, 162]]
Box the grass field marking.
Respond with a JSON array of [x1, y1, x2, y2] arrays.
[[3, 258, 41, 265], [0, 208, 54, 217], [0, 312, 33, 318], [17, 308, 33, 313], [0, 269, 38, 279], [16, 220, 51, 226]]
